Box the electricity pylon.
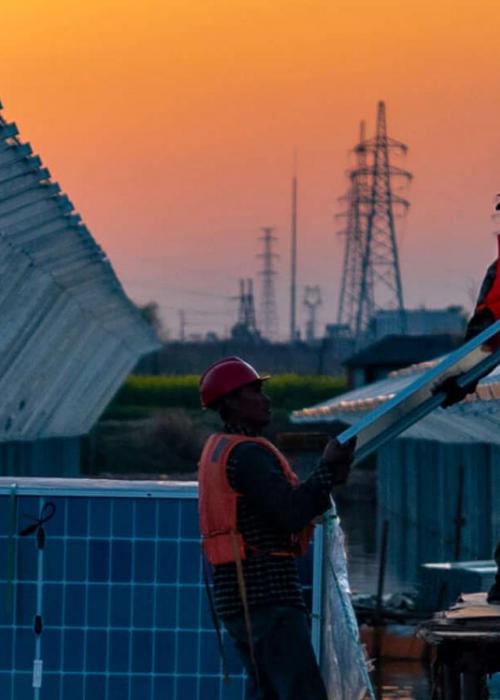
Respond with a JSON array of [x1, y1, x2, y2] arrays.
[[337, 121, 369, 335], [337, 102, 412, 347]]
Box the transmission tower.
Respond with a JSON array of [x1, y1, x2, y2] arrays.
[[338, 101, 411, 347], [258, 227, 279, 340], [356, 101, 411, 343], [337, 121, 369, 335], [303, 285, 322, 342]]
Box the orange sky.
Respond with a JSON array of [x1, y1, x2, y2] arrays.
[[2, 0, 500, 338]]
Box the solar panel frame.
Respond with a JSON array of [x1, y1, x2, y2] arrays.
[[0, 479, 322, 700]]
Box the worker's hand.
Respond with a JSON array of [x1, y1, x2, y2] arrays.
[[433, 375, 478, 408], [322, 437, 356, 485]]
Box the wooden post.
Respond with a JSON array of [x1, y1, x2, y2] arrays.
[[373, 519, 390, 663], [375, 520, 390, 617]]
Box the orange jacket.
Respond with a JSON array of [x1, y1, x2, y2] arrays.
[[476, 234, 500, 321], [198, 433, 315, 566]]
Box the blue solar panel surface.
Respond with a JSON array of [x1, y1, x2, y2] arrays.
[[0, 481, 317, 700]]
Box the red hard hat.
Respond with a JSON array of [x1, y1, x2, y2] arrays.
[[199, 356, 270, 408]]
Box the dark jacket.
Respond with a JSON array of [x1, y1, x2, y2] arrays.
[[212, 440, 337, 618]]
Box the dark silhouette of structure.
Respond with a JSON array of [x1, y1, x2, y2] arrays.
[[238, 279, 257, 329], [258, 227, 279, 340], [344, 334, 462, 388], [178, 309, 186, 341], [337, 121, 368, 337], [337, 102, 412, 348], [231, 278, 260, 342], [303, 285, 322, 342], [290, 163, 298, 341]]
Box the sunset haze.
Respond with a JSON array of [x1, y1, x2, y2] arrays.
[[2, 0, 500, 337]]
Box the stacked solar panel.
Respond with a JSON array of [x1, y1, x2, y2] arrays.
[[0, 479, 318, 700]]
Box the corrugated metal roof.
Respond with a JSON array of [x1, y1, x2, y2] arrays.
[[291, 356, 500, 444], [0, 102, 160, 440]]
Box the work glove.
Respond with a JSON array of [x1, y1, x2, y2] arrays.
[[487, 541, 500, 605], [321, 436, 356, 485], [487, 581, 500, 604], [432, 374, 479, 408], [435, 304, 498, 408]]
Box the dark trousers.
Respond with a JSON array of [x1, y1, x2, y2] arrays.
[[223, 606, 328, 700]]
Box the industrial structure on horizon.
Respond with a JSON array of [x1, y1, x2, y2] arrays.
[[258, 226, 279, 341], [337, 101, 412, 349], [167, 101, 474, 375], [174, 101, 415, 350]]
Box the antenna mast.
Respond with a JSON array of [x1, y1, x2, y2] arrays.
[[290, 153, 298, 341]]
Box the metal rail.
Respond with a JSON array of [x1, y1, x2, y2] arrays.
[[337, 320, 500, 465]]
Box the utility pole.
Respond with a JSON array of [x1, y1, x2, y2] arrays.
[[237, 279, 246, 325], [258, 227, 279, 341], [246, 278, 257, 332], [290, 155, 298, 342]]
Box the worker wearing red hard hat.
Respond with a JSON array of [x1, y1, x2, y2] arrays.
[[466, 217, 500, 604], [199, 356, 271, 409], [198, 356, 355, 699]]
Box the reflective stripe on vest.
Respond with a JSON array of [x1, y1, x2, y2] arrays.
[[198, 433, 314, 566]]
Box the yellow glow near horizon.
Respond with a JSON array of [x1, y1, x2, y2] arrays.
[[1, 0, 500, 330]]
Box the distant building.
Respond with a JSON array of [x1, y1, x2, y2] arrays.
[[230, 322, 262, 344], [344, 334, 462, 388], [324, 323, 355, 362], [136, 338, 348, 376], [370, 306, 467, 340], [325, 323, 352, 340]]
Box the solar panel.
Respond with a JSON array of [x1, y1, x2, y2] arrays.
[[337, 320, 500, 463], [0, 479, 318, 700]]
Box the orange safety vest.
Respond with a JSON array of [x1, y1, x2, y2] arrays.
[[477, 234, 500, 321], [198, 433, 315, 566]]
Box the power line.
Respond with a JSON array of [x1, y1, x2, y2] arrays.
[[124, 280, 233, 300]]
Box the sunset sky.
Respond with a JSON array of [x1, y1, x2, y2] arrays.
[[2, 0, 500, 339]]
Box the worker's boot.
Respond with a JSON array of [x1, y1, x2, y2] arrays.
[[487, 540, 500, 604]]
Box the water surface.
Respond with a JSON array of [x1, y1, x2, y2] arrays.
[[337, 498, 500, 699]]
